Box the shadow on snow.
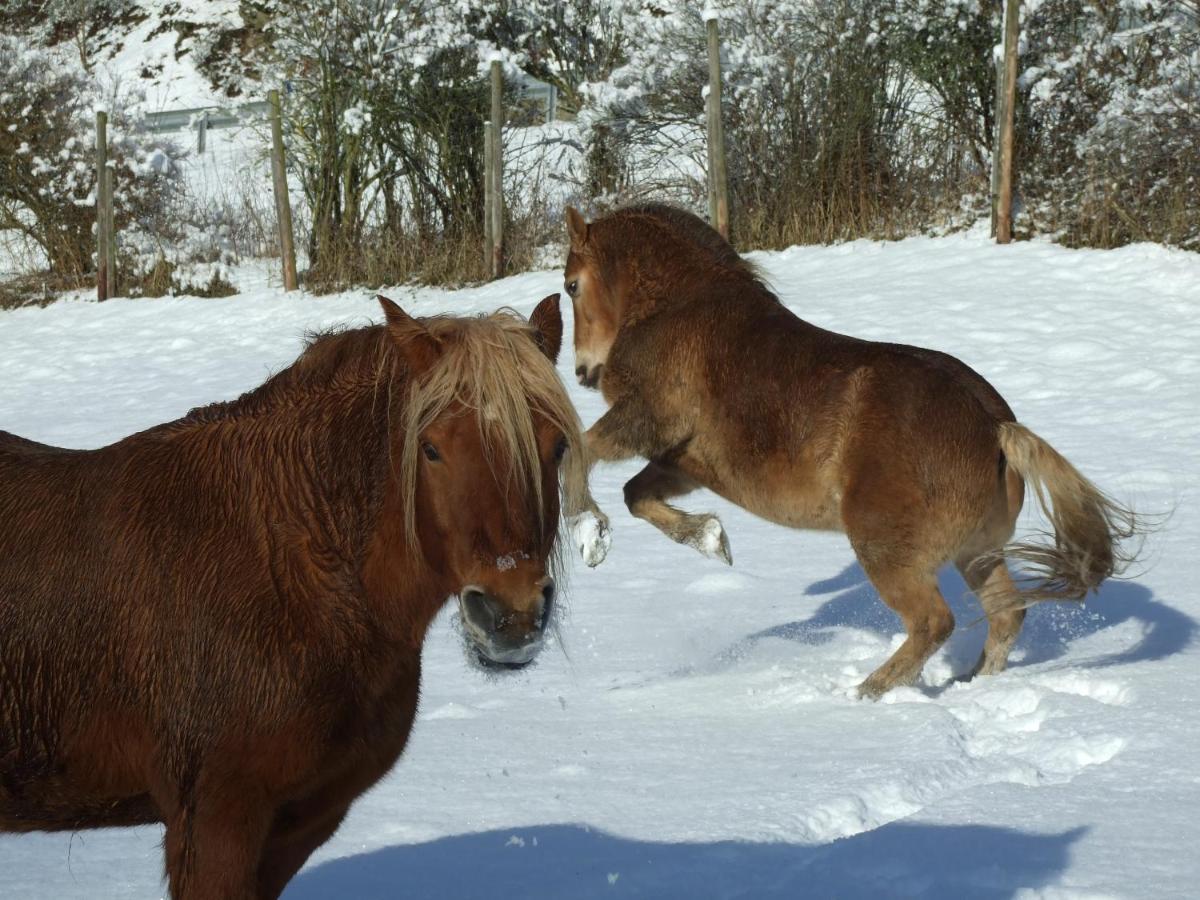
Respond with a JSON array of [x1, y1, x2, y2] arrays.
[[734, 561, 1194, 675], [286, 821, 1087, 900]]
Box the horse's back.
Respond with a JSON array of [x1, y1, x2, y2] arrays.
[[0, 429, 83, 457], [694, 292, 1014, 432], [0, 430, 102, 550], [638, 289, 1014, 535]]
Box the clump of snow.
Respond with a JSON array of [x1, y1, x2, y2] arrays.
[[342, 104, 371, 137]]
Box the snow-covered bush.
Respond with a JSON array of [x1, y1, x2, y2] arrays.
[[470, 0, 633, 198], [0, 35, 186, 287], [1017, 0, 1200, 248], [570, 0, 1197, 249], [260, 0, 497, 287], [577, 0, 971, 244]]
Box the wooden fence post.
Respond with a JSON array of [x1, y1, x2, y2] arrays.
[[105, 156, 115, 297], [268, 89, 299, 291], [705, 13, 730, 241], [488, 60, 504, 280], [483, 118, 494, 271], [989, 51, 1006, 237], [995, 0, 1020, 244], [95, 111, 110, 301]]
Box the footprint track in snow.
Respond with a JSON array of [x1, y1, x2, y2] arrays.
[[726, 656, 1133, 843]]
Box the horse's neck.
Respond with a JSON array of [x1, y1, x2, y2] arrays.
[[167, 383, 389, 569], [233, 388, 452, 646], [360, 510, 455, 650], [622, 265, 778, 326]]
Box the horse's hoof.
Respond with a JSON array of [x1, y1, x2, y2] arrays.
[[570, 509, 612, 567], [855, 680, 886, 701], [690, 516, 732, 565]]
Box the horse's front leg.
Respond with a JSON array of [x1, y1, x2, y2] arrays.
[[566, 395, 660, 568], [584, 395, 657, 464], [256, 802, 352, 900], [623, 460, 733, 565], [587, 398, 732, 564], [162, 781, 274, 900]]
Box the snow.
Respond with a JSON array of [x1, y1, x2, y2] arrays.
[[93, 3, 243, 112], [1, 231, 1199, 897]]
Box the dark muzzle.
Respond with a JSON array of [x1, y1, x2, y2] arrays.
[[458, 581, 555, 669]]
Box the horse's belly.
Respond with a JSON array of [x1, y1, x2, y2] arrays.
[[0, 705, 160, 832], [0, 788, 160, 832], [683, 451, 844, 532], [0, 743, 159, 831], [725, 478, 843, 531]]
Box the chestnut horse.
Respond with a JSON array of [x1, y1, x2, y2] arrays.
[[0, 295, 597, 898], [563, 203, 1141, 699]]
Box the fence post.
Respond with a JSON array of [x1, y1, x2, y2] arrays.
[[105, 156, 116, 297], [989, 51, 1005, 237], [268, 89, 299, 291], [995, 0, 1020, 244], [705, 13, 730, 241], [483, 118, 494, 271], [488, 60, 504, 279], [95, 111, 111, 302]]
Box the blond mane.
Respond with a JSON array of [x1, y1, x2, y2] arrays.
[[397, 310, 591, 571]]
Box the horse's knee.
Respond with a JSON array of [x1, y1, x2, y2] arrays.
[[623, 478, 652, 517], [927, 604, 956, 645], [622, 478, 639, 512]]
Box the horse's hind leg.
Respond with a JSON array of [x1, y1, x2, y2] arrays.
[[957, 555, 1025, 678], [855, 560, 955, 700], [957, 463, 1026, 678], [623, 461, 733, 564]]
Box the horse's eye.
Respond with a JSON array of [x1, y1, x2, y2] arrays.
[[566, 280, 578, 297], [421, 441, 441, 462], [554, 437, 568, 463]]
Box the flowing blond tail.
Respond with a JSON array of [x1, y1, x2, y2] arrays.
[[994, 422, 1142, 605]]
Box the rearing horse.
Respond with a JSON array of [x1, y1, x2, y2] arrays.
[[0, 294, 600, 898], [563, 203, 1142, 699]]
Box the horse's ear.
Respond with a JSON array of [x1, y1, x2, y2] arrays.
[[378, 295, 441, 374], [566, 206, 588, 250], [528, 293, 562, 363]]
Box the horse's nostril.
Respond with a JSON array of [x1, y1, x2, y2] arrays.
[[460, 587, 501, 632], [539, 580, 556, 629], [575, 366, 587, 380]]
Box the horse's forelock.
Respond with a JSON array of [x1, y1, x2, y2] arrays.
[[396, 313, 591, 575]]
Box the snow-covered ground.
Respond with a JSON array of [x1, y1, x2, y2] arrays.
[[1, 232, 1198, 898]]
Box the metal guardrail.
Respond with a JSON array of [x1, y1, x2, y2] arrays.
[[140, 78, 558, 153], [141, 101, 270, 134], [141, 101, 270, 153]]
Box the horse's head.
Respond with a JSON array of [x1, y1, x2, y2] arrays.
[[378, 294, 588, 671], [564, 206, 620, 390]]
